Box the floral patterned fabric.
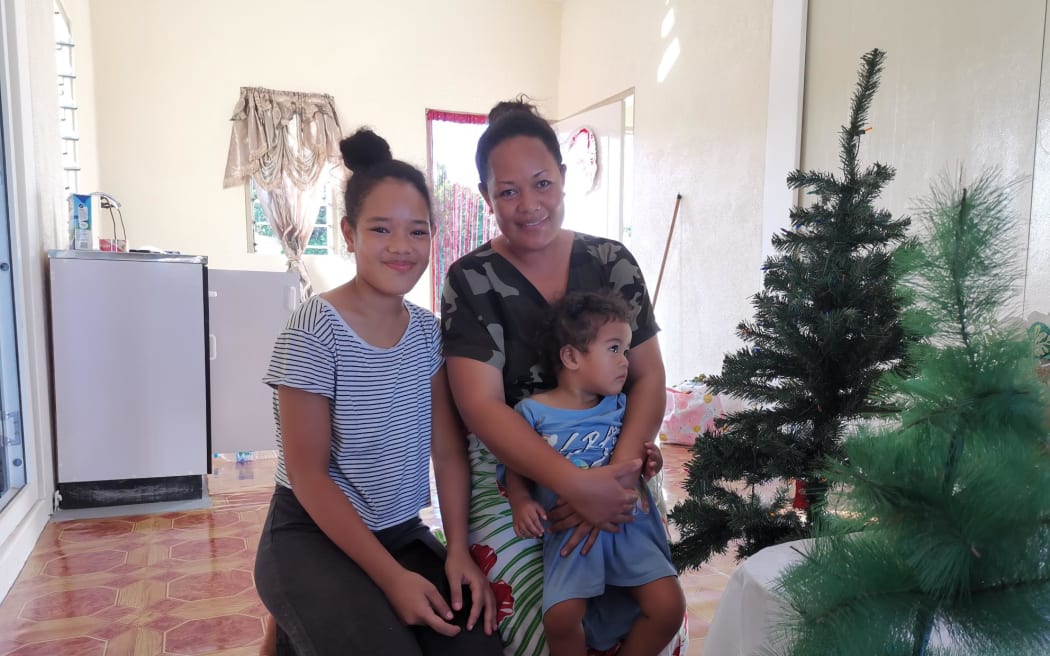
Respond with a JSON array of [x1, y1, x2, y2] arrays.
[[660, 382, 725, 447], [443, 234, 688, 656]]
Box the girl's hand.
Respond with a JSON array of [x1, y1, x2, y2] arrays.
[[643, 442, 664, 480], [382, 568, 460, 637], [511, 498, 547, 539], [444, 549, 497, 635]]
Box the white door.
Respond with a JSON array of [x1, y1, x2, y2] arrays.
[[208, 270, 299, 455], [554, 96, 630, 242], [0, 116, 23, 510]]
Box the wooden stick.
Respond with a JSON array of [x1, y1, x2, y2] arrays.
[[652, 193, 682, 308]]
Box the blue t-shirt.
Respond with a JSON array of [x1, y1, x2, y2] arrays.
[[498, 394, 625, 509], [518, 393, 626, 471]]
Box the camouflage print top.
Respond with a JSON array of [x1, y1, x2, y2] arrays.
[[440, 232, 659, 406]]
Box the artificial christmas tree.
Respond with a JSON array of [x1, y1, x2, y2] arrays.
[[670, 48, 912, 568], [776, 172, 1050, 655]]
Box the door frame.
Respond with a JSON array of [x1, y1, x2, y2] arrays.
[[0, 0, 62, 600]]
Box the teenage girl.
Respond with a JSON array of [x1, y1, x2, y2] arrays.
[[253, 127, 503, 656]]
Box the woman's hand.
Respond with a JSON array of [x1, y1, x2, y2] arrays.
[[547, 459, 641, 556], [547, 500, 626, 557], [382, 568, 460, 637], [564, 459, 641, 525], [444, 549, 497, 635], [552, 514, 602, 557]]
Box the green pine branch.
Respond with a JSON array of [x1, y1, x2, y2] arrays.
[[775, 171, 1050, 655]]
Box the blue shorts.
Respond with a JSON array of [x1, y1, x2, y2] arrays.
[[540, 487, 677, 650]]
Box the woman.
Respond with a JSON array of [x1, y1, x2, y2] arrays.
[[441, 100, 686, 656]]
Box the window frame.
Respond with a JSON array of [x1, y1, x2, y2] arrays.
[[54, 1, 79, 194]]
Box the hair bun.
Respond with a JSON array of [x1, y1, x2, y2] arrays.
[[487, 95, 541, 124], [340, 128, 393, 173]]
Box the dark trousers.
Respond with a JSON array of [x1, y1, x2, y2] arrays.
[[255, 486, 504, 656]]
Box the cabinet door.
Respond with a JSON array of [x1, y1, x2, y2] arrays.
[[51, 258, 208, 482], [208, 270, 299, 455]]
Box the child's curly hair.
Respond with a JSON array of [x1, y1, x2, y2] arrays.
[[541, 289, 633, 375]]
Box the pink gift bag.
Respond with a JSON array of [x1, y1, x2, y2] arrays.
[[659, 382, 724, 447]]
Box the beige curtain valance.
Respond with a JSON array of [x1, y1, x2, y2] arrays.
[[223, 87, 342, 191]]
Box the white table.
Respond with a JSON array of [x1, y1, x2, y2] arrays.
[[703, 538, 961, 655], [702, 539, 811, 655]]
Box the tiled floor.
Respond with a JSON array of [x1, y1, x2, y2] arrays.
[[0, 445, 736, 655]]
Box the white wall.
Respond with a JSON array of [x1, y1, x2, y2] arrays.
[[558, 0, 775, 383], [0, 0, 64, 599], [87, 0, 563, 304], [803, 0, 1046, 317]]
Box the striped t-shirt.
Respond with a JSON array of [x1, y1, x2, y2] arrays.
[[263, 295, 442, 531]]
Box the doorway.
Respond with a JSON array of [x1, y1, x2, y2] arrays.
[[554, 90, 635, 244]]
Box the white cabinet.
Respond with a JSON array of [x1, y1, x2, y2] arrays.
[[49, 250, 209, 506], [207, 269, 299, 455]]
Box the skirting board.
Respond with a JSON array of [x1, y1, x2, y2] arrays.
[[57, 475, 204, 510], [51, 495, 212, 522]]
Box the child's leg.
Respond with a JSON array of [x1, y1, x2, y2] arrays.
[[543, 598, 588, 656], [618, 577, 686, 656]]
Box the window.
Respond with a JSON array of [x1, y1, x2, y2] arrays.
[[246, 178, 337, 256], [54, 1, 79, 193]]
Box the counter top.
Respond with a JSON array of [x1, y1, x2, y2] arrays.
[[48, 249, 207, 265]]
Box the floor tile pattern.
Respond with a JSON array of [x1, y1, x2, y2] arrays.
[[0, 446, 734, 655]]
